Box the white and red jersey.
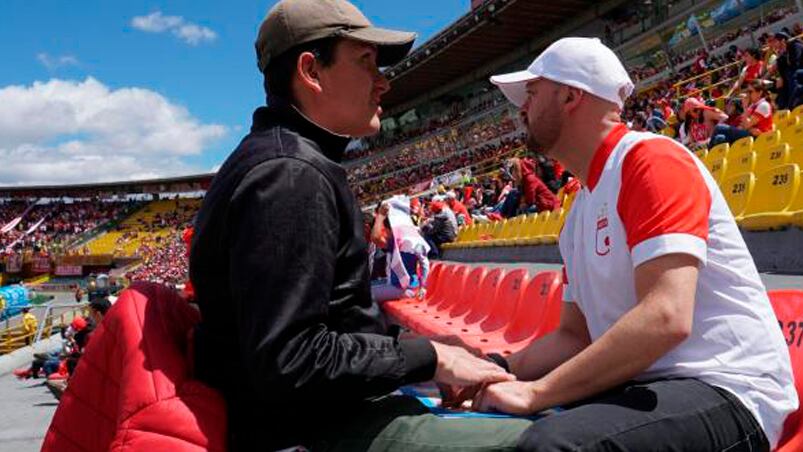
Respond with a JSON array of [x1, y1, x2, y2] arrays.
[[559, 124, 797, 447], [745, 97, 773, 134]]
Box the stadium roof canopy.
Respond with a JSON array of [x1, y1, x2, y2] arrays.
[[381, 0, 605, 111], [0, 173, 214, 199]]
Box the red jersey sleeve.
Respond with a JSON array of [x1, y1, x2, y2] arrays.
[[617, 138, 711, 267]]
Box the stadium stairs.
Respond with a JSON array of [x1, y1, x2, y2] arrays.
[[444, 108, 803, 274]]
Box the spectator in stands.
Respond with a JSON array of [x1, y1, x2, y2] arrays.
[[677, 97, 728, 150], [727, 47, 766, 96], [420, 196, 458, 258], [631, 111, 648, 131], [190, 2, 515, 450], [21, 307, 37, 345], [499, 157, 558, 217], [769, 32, 803, 109], [445, 190, 472, 226], [369, 196, 430, 302], [709, 80, 774, 147], [487, 36, 795, 450]]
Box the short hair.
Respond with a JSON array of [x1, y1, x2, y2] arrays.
[[90, 299, 112, 316], [745, 47, 762, 60], [263, 37, 340, 105]]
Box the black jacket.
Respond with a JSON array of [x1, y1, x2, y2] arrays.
[[190, 103, 436, 450]]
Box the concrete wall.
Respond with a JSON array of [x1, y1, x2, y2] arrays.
[[444, 227, 803, 275]]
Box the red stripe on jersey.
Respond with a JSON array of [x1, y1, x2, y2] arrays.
[[617, 138, 711, 251]]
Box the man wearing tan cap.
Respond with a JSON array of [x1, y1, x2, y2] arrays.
[[189, 1, 522, 450]]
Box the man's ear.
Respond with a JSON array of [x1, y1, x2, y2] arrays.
[[564, 86, 583, 112], [297, 52, 323, 94]]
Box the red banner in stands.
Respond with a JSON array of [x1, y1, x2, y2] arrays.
[[32, 256, 51, 273], [55, 265, 83, 276]]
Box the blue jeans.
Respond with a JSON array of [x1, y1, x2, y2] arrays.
[[371, 278, 407, 303], [709, 124, 752, 148]]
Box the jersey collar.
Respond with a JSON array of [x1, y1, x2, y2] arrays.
[[586, 123, 629, 192]]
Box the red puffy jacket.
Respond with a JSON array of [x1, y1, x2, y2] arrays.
[[42, 282, 227, 451]]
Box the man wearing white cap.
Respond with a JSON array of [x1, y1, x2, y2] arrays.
[[467, 37, 797, 450]]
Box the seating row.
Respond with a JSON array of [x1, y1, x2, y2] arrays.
[[383, 263, 562, 356], [444, 190, 577, 249], [720, 163, 803, 230]]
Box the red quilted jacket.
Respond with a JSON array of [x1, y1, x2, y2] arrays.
[[42, 282, 227, 451]]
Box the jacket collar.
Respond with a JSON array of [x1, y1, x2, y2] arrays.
[[251, 100, 352, 163]]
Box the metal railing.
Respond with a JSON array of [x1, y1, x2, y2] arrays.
[[0, 303, 88, 355]]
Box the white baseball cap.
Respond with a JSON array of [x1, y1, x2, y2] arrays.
[[490, 37, 634, 110]]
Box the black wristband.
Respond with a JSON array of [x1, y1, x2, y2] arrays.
[[487, 353, 511, 373]]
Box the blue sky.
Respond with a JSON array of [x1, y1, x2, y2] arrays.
[[0, 0, 469, 185]]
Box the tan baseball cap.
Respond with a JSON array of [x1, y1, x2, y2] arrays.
[[255, 0, 417, 73]]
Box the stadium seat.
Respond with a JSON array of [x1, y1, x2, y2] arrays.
[[756, 144, 791, 175], [778, 115, 800, 137], [721, 173, 756, 221], [730, 136, 754, 156], [740, 164, 801, 230], [517, 211, 548, 246], [786, 124, 803, 151], [476, 222, 504, 247], [382, 263, 444, 313], [417, 267, 507, 337], [793, 104, 803, 118], [465, 270, 563, 355], [540, 209, 564, 245], [497, 216, 525, 246], [706, 158, 728, 185], [383, 265, 459, 325], [754, 130, 782, 154], [414, 266, 487, 333], [774, 109, 792, 124], [725, 151, 756, 179], [693, 148, 708, 161], [706, 142, 730, 164], [768, 290, 803, 452]]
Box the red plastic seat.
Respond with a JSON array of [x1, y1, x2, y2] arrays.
[[383, 263, 444, 311], [418, 268, 507, 337], [383, 264, 454, 324], [393, 265, 469, 330], [467, 270, 562, 355], [769, 290, 803, 452], [414, 266, 488, 336]]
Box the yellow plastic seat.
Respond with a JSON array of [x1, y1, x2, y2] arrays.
[[706, 158, 728, 185], [778, 115, 800, 137], [786, 124, 803, 151], [793, 104, 803, 118], [725, 151, 756, 180], [498, 216, 525, 247], [477, 221, 504, 247], [753, 130, 782, 154], [740, 164, 801, 230], [730, 136, 754, 156], [540, 209, 564, 245], [518, 211, 548, 246], [705, 142, 729, 164], [773, 109, 791, 124], [755, 144, 791, 175], [721, 173, 756, 221]]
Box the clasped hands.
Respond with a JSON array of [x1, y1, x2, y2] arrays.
[[430, 336, 545, 416]]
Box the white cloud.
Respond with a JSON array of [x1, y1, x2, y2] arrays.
[[0, 77, 227, 185], [37, 53, 79, 70], [131, 11, 217, 45]]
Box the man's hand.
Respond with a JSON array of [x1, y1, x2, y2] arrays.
[[377, 203, 389, 217], [431, 341, 515, 387], [472, 380, 540, 415]]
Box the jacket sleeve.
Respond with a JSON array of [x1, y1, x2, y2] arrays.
[[226, 158, 436, 404]]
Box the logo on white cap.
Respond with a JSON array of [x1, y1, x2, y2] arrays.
[[490, 37, 634, 110]]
